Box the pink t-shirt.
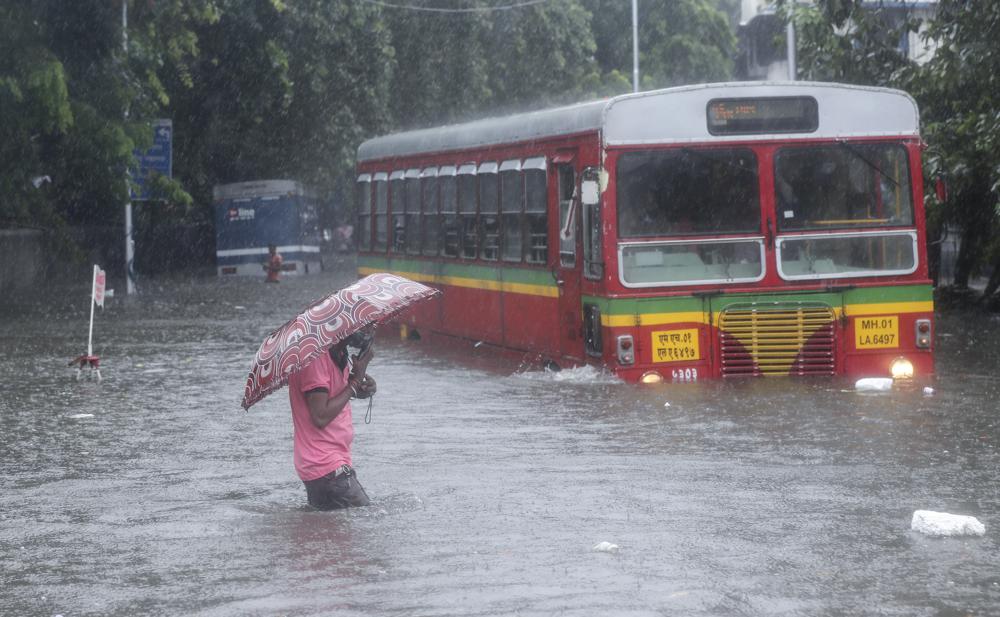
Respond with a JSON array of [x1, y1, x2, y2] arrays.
[[287, 351, 354, 481]]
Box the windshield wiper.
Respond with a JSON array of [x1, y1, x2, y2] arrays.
[[835, 140, 899, 188]]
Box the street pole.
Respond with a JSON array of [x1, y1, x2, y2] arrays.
[[123, 0, 135, 295], [632, 0, 640, 93], [786, 20, 797, 81]]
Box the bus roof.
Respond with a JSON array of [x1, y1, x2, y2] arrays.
[[212, 179, 312, 200], [357, 82, 919, 163]]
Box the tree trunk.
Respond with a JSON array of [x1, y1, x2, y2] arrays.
[[983, 252, 1000, 299], [952, 224, 979, 289]]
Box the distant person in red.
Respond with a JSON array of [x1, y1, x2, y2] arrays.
[[264, 244, 283, 282]]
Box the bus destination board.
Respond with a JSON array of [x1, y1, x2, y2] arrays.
[[707, 97, 818, 135]]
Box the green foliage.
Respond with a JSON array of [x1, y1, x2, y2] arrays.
[[777, 0, 914, 85], [585, 0, 735, 93], [912, 0, 1000, 292], [0, 0, 742, 270]]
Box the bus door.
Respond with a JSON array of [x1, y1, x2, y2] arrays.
[[553, 157, 584, 362]]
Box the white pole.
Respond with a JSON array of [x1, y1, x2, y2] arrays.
[[786, 20, 797, 81], [123, 0, 136, 295], [632, 0, 640, 93], [88, 265, 97, 356]]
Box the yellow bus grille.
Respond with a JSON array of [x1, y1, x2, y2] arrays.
[[719, 305, 836, 377]]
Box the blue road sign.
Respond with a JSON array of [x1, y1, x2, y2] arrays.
[[130, 119, 172, 201]]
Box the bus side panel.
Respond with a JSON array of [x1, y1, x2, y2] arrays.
[[440, 282, 503, 343], [502, 290, 560, 356]]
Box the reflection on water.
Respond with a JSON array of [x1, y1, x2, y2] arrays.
[[1, 264, 998, 616]]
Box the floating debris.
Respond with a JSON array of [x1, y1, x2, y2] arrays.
[[923, 386, 935, 396], [855, 377, 893, 392], [592, 541, 620, 553], [911, 510, 985, 537], [67, 413, 94, 419]]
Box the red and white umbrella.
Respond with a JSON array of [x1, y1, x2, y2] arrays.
[[242, 272, 440, 410]]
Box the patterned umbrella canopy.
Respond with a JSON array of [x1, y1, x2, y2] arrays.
[[242, 272, 440, 410]]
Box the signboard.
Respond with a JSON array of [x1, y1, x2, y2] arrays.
[[651, 328, 701, 362], [855, 316, 899, 349], [130, 119, 172, 200], [707, 97, 818, 135], [93, 265, 106, 307]]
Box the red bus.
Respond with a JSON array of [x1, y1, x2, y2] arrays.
[[355, 82, 933, 383]]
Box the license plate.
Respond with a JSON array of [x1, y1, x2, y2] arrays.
[[651, 328, 701, 362], [855, 316, 898, 349]]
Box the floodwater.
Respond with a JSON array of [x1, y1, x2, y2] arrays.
[[2, 261, 999, 616]]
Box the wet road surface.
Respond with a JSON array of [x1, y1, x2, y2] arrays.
[[2, 263, 999, 616]]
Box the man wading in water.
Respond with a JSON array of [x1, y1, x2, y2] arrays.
[[287, 331, 376, 509], [264, 244, 283, 283]]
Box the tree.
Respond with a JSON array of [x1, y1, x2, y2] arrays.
[[908, 0, 1000, 299], [164, 0, 394, 223], [585, 0, 735, 94], [0, 0, 210, 236]]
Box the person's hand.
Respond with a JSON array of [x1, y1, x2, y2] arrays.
[[353, 374, 377, 399], [350, 342, 374, 379]]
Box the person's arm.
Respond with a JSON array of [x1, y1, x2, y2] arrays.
[[303, 382, 355, 429]]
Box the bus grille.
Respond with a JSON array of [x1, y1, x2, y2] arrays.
[[719, 304, 836, 377]]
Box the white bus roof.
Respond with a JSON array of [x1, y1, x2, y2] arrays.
[[213, 179, 312, 200], [357, 82, 919, 162]]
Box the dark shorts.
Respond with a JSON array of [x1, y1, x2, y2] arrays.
[[303, 465, 371, 511]]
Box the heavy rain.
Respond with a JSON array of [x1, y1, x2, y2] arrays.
[[3, 1, 1000, 616], [3, 267, 1000, 615]]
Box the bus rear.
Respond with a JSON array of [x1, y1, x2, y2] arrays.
[[590, 83, 932, 383], [213, 179, 322, 277]]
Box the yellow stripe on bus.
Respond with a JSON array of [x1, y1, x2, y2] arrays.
[[604, 312, 708, 327], [844, 301, 933, 316], [357, 266, 558, 298]]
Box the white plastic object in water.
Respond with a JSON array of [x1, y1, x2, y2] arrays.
[[855, 377, 893, 392], [911, 510, 986, 537], [592, 541, 620, 553], [923, 386, 935, 396]]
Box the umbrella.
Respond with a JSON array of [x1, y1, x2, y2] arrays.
[[242, 272, 440, 410]]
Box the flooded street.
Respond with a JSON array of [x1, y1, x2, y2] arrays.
[[2, 262, 999, 616]]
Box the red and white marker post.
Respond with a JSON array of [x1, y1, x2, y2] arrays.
[[70, 265, 106, 381]]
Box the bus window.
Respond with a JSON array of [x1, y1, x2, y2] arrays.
[[421, 168, 440, 256], [774, 143, 913, 231], [500, 160, 523, 262], [525, 160, 547, 264], [389, 170, 405, 253], [440, 166, 459, 258], [557, 164, 575, 267], [374, 172, 388, 252], [479, 162, 499, 261], [620, 239, 764, 287], [356, 174, 372, 251], [458, 164, 477, 259], [405, 168, 421, 255], [777, 231, 917, 280], [616, 148, 759, 238]]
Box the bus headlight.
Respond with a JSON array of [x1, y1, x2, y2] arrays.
[[640, 371, 663, 384], [890, 357, 914, 379]]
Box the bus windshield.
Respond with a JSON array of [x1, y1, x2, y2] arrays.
[[617, 148, 760, 238], [775, 143, 913, 230]]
